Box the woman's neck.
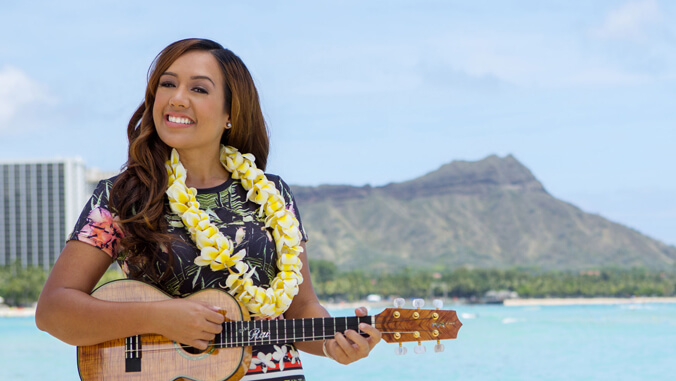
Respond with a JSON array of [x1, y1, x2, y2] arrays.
[[175, 147, 229, 189]]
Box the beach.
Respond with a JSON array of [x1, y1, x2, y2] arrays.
[[0, 305, 36, 318], [4, 296, 676, 317], [503, 296, 676, 306]]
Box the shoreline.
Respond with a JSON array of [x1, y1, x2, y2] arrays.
[[323, 296, 676, 310], [503, 296, 676, 307], [3, 296, 676, 317], [0, 306, 36, 318]]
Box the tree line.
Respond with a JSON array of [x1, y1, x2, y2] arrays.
[[2, 261, 675, 306], [308, 259, 676, 301]]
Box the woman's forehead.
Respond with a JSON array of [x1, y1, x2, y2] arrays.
[[164, 51, 223, 82]]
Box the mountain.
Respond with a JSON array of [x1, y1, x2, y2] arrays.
[[291, 155, 676, 272]]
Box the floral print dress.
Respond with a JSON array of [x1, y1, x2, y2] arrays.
[[70, 174, 308, 381]]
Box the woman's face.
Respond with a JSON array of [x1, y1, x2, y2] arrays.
[[153, 50, 230, 153]]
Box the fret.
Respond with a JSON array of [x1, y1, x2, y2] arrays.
[[238, 321, 244, 348], [265, 319, 270, 345], [231, 321, 236, 348], [322, 316, 326, 339], [236, 321, 240, 347], [284, 319, 288, 343]]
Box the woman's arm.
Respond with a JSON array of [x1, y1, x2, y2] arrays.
[[35, 240, 224, 350], [283, 242, 381, 364]]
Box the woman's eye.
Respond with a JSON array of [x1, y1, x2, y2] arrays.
[[159, 81, 175, 88], [193, 87, 208, 94]]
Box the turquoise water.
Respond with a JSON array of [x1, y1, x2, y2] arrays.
[[2, 303, 675, 380]]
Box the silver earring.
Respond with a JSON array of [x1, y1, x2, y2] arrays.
[[226, 122, 232, 129]]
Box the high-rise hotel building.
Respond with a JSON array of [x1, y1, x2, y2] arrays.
[[0, 158, 88, 269]]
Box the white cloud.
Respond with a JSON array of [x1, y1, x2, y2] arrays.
[[594, 0, 662, 40], [0, 66, 55, 130]]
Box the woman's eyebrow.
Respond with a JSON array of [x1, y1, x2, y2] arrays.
[[161, 71, 215, 86]]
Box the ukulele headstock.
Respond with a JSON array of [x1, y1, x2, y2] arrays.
[[374, 298, 462, 355]]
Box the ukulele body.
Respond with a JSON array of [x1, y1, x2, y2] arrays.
[[77, 279, 252, 381]]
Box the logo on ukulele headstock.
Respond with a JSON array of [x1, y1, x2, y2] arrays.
[[432, 321, 456, 327]]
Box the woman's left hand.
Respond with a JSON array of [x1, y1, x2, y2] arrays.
[[324, 306, 382, 365]]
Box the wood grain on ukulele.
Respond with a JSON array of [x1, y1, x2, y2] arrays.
[[77, 280, 462, 381]]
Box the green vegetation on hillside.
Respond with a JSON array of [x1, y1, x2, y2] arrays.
[[2, 263, 674, 306], [308, 259, 676, 301], [293, 155, 676, 272]]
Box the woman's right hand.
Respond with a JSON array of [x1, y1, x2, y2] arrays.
[[36, 240, 224, 348], [153, 299, 225, 350]]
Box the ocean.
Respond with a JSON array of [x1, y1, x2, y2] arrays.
[[2, 302, 675, 380]]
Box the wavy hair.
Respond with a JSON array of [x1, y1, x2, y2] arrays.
[[110, 38, 270, 280]]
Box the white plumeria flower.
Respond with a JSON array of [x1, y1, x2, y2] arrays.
[[272, 345, 288, 370], [288, 345, 300, 364], [166, 146, 303, 318], [253, 352, 275, 372]]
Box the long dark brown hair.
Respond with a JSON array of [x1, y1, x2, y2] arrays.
[[110, 38, 269, 280]]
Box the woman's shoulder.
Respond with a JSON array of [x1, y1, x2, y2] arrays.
[[263, 172, 282, 183], [263, 173, 294, 193], [89, 174, 119, 194]]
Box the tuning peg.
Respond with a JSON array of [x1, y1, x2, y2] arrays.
[[395, 344, 407, 355], [434, 342, 445, 353], [433, 299, 443, 309], [394, 298, 405, 308], [412, 298, 425, 308], [414, 343, 427, 354]]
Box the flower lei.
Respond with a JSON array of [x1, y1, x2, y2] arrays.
[[165, 145, 304, 318]]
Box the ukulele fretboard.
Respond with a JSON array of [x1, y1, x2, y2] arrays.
[[216, 315, 374, 347]]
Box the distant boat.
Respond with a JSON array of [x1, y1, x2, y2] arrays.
[[483, 290, 519, 305]]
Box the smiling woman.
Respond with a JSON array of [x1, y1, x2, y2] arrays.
[[153, 51, 231, 157], [34, 38, 381, 381]]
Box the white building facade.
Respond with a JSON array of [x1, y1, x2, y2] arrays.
[[0, 158, 88, 269]]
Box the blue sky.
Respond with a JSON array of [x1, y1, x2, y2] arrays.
[[1, 0, 674, 246]]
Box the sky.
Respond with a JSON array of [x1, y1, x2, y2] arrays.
[[1, 0, 674, 246]]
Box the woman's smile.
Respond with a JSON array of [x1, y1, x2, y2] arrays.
[[165, 113, 195, 127]]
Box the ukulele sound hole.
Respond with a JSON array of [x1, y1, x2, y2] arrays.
[[182, 345, 208, 355]]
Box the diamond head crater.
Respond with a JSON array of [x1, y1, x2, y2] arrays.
[[292, 155, 676, 273]]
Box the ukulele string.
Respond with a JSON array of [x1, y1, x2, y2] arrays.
[[122, 316, 445, 354]]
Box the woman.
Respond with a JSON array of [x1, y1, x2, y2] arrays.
[[36, 38, 381, 380]]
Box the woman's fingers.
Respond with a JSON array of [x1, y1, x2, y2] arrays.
[[328, 307, 382, 364], [156, 299, 226, 349], [358, 322, 382, 345]]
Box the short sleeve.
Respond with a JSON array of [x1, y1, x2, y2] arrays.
[[68, 177, 124, 259], [269, 175, 308, 242]]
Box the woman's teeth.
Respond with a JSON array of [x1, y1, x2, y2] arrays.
[[168, 115, 193, 124]]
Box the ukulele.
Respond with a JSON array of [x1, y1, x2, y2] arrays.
[[77, 279, 462, 381]]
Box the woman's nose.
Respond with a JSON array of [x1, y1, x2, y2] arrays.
[[169, 87, 189, 109]]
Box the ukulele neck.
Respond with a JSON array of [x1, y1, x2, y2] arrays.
[[217, 316, 374, 347]]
